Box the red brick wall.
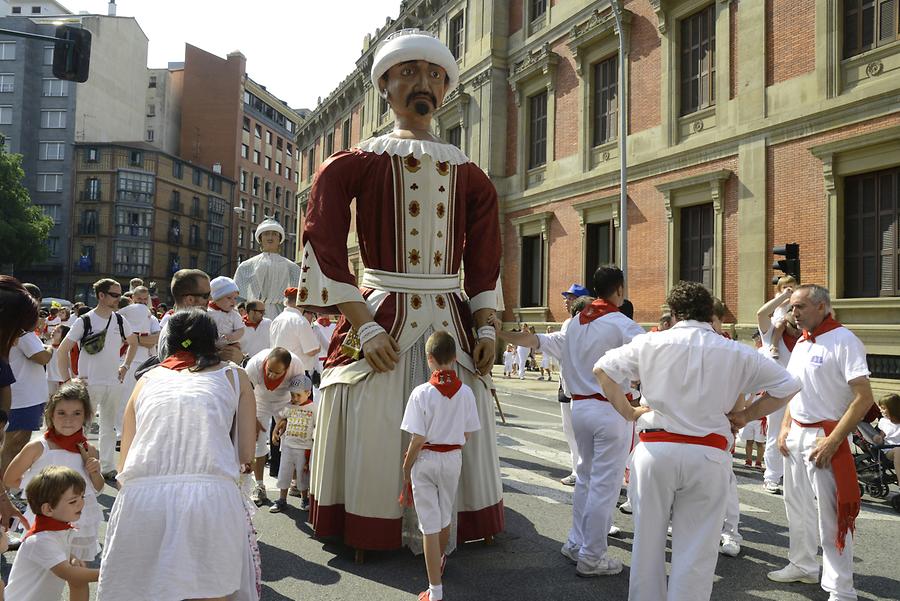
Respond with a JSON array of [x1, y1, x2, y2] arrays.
[[509, 0, 523, 36], [505, 86, 519, 176], [553, 40, 579, 160], [765, 0, 816, 86], [626, 0, 661, 134]]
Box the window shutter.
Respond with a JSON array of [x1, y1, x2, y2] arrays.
[[878, 170, 898, 296], [877, 0, 897, 45]]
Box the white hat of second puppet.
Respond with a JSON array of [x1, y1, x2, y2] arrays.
[[370, 28, 459, 94], [255, 218, 285, 244]]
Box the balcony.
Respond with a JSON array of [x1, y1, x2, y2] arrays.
[[77, 222, 99, 235], [79, 190, 101, 202], [170, 199, 182, 213], [113, 262, 150, 277]]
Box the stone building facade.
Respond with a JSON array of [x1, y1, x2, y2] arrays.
[[294, 0, 900, 393]]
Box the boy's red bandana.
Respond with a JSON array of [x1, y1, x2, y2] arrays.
[[24, 515, 73, 540], [429, 369, 462, 398], [160, 351, 197, 371], [208, 301, 227, 312], [44, 429, 88, 454], [579, 299, 620, 325], [800, 315, 843, 344]]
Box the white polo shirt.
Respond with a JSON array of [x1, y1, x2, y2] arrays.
[[401, 381, 481, 446], [536, 311, 645, 397], [64, 310, 134, 386], [269, 306, 319, 372], [596, 320, 802, 444], [242, 317, 272, 358], [786, 326, 870, 424], [9, 332, 47, 409], [245, 348, 307, 407]]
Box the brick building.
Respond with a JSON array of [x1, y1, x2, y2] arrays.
[[179, 45, 301, 269], [294, 0, 900, 393], [69, 142, 234, 304]]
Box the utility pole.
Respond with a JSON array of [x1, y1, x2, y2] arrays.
[[609, 0, 628, 294]]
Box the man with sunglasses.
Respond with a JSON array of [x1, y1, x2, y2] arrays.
[[241, 301, 272, 359], [58, 278, 139, 478]]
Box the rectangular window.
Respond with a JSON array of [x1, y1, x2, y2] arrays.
[[251, 203, 259, 223], [844, 0, 900, 58], [307, 146, 315, 181], [586, 221, 615, 278], [528, 91, 548, 169], [42, 78, 68, 97], [0, 73, 13, 93], [206, 254, 223, 276], [241, 144, 249, 159], [113, 241, 152, 276], [42, 45, 53, 65], [324, 132, 334, 158], [38, 204, 61, 223], [129, 150, 143, 166], [520, 234, 543, 307], [86, 147, 99, 162], [40, 109, 66, 129], [253, 150, 260, 164], [240, 170, 247, 191], [0, 42, 15, 61], [285, 167, 292, 181], [592, 55, 618, 146], [188, 224, 201, 246], [11, 6, 20, 13], [680, 4, 716, 116], [115, 208, 153, 238], [31, 6, 40, 13], [446, 125, 462, 149], [148, 75, 157, 88], [844, 168, 899, 297], [80, 210, 98, 235], [39, 141, 65, 160], [170, 190, 181, 213], [449, 12, 465, 59], [117, 171, 154, 204], [341, 118, 351, 150], [265, 130, 272, 144], [172, 161, 183, 178], [37, 173, 63, 192], [275, 161, 281, 175], [679, 203, 715, 289], [191, 196, 202, 218], [379, 94, 389, 118], [146, 104, 155, 117], [254, 124, 261, 139], [192, 168, 202, 186], [46, 237, 59, 257], [530, 0, 547, 19], [265, 156, 271, 170], [0, 106, 13, 125], [146, 129, 154, 142], [84, 177, 101, 200]]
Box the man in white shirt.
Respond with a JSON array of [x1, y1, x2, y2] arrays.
[[594, 281, 801, 601], [241, 300, 272, 360], [768, 285, 873, 601], [2, 329, 51, 475], [57, 279, 139, 478], [269, 287, 319, 374]]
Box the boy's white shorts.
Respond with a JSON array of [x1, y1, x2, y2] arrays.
[[277, 445, 311, 491], [411, 449, 462, 535], [740, 420, 767, 443]]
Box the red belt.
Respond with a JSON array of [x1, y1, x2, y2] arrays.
[[639, 430, 729, 451], [571, 392, 635, 402], [422, 443, 462, 452]]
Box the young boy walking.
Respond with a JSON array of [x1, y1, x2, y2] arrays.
[[270, 374, 316, 513], [401, 331, 481, 601]]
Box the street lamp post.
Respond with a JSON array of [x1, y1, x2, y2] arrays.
[[609, 0, 628, 294]]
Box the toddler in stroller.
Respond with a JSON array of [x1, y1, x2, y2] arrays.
[[854, 393, 900, 512]]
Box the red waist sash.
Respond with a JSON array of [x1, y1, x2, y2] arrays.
[[792, 418, 859, 552], [572, 392, 635, 402], [639, 430, 729, 451], [422, 443, 462, 452]]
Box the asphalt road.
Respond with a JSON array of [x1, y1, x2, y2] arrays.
[[3, 370, 899, 600]]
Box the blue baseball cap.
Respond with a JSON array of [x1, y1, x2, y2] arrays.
[[561, 284, 590, 298]]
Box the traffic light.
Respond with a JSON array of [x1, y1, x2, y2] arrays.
[[52, 25, 91, 83], [772, 243, 800, 285]]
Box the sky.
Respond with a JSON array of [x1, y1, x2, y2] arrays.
[[62, 0, 402, 110]]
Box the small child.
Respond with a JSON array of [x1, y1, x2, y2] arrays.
[[739, 393, 767, 469], [208, 276, 245, 349], [503, 344, 515, 378], [401, 331, 481, 601], [4, 381, 104, 562], [5, 466, 100, 601], [539, 327, 554, 381], [45, 325, 70, 396], [767, 275, 798, 359], [874, 393, 900, 481], [269, 374, 316, 513]]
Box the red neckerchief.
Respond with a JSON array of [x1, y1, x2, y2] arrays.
[[160, 351, 197, 371], [316, 317, 331, 327], [44, 428, 88, 454], [579, 299, 620, 325], [243, 315, 261, 330], [24, 515, 74, 540], [783, 331, 798, 352], [800, 315, 843, 344], [263, 359, 287, 391], [209, 301, 227, 312], [69, 346, 80, 376], [429, 369, 462, 398]]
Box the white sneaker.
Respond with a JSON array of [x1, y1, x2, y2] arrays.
[[251, 483, 268, 506], [719, 535, 741, 557], [767, 564, 818, 584], [576, 557, 623, 578], [763, 480, 781, 494], [618, 500, 632, 514], [560, 474, 577, 486], [608, 525, 622, 537], [560, 543, 579, 564]]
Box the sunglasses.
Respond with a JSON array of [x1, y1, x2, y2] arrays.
[[187, 291, 211, 300], [248, 308, 265, 313], [105, 291, 122, 298]]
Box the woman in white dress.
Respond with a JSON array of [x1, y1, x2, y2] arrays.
[[98, 309, 258, 601]]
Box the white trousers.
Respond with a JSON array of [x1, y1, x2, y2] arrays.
[[276, 445, 310, 491], [567, 400, 630, 565], [516, 347, 529, 378], [411, 449, 463, 535], [559, 401, 579, 476], [86, 383, 122, 473], [783, 422, 856, 600], [722, 467, 742, 542], [630, 442, 731, 601], [764, 405, 787, 485]]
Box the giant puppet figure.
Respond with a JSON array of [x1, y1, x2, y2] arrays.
[[299, 29, 504, 556], [234, 218, 301, 319]]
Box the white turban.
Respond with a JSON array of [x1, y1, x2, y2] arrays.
[[255, 218, 285, 243], [371, 29, 459, 94]]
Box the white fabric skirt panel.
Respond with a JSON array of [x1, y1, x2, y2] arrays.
[[97, 475, 246, 601]]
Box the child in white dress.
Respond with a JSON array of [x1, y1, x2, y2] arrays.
[[503, 344, 515, 378], [3, 381, 104, 561], [45, 325, 70, 396], [208, 276, 245, 349]]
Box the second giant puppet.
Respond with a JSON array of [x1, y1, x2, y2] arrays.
[[234, 218, 301, 319], [299, 29, 504, 554]]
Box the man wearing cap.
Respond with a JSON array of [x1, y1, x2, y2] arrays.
[[299, 28, 503, 555], [558, 284, 590, 485], [234, 217, 301, 319]]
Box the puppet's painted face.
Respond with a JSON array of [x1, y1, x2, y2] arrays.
[[259, 230, 282, 253], [381, 60, 449, 120]]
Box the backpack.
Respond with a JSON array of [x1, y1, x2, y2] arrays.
[[79, 313, 126, 355]]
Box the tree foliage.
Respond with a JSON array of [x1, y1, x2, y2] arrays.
[[0, 141, 54, 268]]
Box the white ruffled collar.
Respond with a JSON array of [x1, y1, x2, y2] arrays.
[[356, 134, 470, 165]]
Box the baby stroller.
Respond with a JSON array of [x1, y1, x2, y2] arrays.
[[853, 421, 900, 513]]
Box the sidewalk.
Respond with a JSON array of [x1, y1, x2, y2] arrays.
[[490, 365, 559, 400]]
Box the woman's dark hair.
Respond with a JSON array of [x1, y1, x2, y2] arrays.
[[666, 281, 714, 323], [591, 265, 625, 299], [165, 309, 220, 372], [570, 295, 594, 317], [0, 275, 39, 359]]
